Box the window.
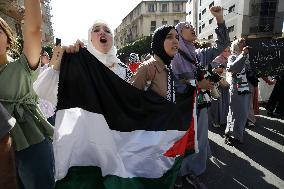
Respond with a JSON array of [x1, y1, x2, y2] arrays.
[[209, 18, 213, 24], [228, 5, 235, 13], [228, 25, 235, 33], [209, 2, 214, 8], [162, 20, 167, 25], [202, 8, 206, 15], [173, 3, 182, 12], [202, 23, 205, 29], [150, 21, 156, 32], [199, 26, 202, 34], [161, 3, 168, 12], [174, 20, 179, 26], [259, 17, 274, 32], [148, 3, 155, 12], [199, 13, 201, 20], [259, 2, 277, 16], [208, 34, 213, 40], [268, 10, 276, 16], [200, 0, 202, 6]]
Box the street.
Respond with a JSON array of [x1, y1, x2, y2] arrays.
[[182, 106, 284, 189]]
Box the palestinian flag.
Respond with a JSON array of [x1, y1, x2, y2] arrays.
[[54, 48, 195, 189]]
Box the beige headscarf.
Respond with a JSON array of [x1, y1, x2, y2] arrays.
[[87, 20, 121, 67]]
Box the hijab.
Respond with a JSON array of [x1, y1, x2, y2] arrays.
[[172, 22, 197, 78], [175, 22, 197, 60], [87, 20, 122, 67], [151, 25, 176, 65]]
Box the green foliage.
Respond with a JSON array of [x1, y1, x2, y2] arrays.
[[42, 45, 53, 57], [117, 36, 152, 63], [10, 36, 23, 59], [16, 36, 23, 55], [10, 36, 54, 59]]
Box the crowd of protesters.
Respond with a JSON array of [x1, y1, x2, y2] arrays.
[[0, 1, 283, 189]]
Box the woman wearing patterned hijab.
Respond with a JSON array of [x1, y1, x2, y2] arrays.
[[34, 20, 132, 106], [171, 6, 230, 189]]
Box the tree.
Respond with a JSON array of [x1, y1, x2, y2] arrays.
[[42, 45, 53, 57], [10, 36, 54, 59], [9, 36, 23, 59], [117, 36, 152, 63]]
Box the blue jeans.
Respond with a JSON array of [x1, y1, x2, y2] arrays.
[[15, 138, 55, 189]]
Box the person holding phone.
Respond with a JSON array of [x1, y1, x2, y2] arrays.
[[33, 50, 56, 125]]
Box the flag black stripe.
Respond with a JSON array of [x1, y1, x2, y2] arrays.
[[57, 48, 192, 132]]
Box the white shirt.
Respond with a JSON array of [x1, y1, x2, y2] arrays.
[[34, 65, 58, 118]]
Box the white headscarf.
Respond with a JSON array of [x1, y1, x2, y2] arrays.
[[87, 20, 121, 67]]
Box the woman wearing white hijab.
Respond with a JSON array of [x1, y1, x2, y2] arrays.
[[34, 20, 132, 106]]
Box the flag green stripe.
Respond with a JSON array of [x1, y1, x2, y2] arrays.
[[55, 157, 183, 189], [55, 166, 106, 189]]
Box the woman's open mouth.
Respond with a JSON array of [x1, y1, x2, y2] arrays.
[[100, 37, 107, 43]]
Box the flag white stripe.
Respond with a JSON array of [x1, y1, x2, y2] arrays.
[[53, 108, 186, 180]]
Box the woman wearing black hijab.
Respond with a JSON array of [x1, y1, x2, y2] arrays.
[[131, 25, 179, 102]]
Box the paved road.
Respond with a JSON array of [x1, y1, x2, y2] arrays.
[[182, 107, 284, 189]]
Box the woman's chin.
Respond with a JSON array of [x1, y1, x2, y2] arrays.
[[97, 46, 111, 54], [171, 49, 179, 57]]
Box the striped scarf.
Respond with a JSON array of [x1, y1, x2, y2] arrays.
[[165, 64, 175, 103]]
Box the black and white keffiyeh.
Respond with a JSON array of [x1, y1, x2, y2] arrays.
[[151, 25, 177, 103], [117, 62, 133, 82], [165, 64, 175, 103]]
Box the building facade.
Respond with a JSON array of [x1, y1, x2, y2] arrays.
[[114, 0, 187, 49], [0, 0, 54, 46], [40, 0, 54, 45], [0, 0, 24, 37], [187, 0, 284, 41]]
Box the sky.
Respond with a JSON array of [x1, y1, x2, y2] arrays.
[[50, 1, 284, 45], [50, 0, 142, 45]]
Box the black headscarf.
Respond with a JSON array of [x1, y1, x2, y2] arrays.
[[151, 25, 176, 65]]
